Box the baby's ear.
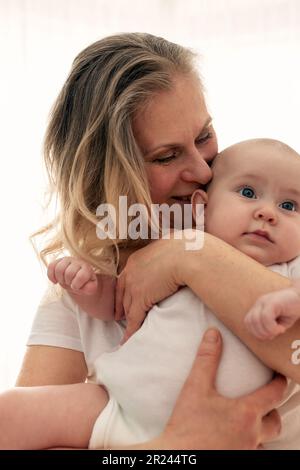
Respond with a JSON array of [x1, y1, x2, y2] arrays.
[[191, 189, 208, 222]]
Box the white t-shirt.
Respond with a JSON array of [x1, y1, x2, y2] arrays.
[[28, 256, 300, 449], [28, 285, 125, 381]]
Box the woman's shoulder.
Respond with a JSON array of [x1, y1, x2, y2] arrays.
[[29, 282, 125, 362]]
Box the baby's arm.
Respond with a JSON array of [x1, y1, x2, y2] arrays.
[[48, 258, 115, 321], [0, 383, 108, 449], [244, 279, 300, 340]]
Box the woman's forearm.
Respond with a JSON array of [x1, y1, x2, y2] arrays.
[[180, 233, 300, 382]]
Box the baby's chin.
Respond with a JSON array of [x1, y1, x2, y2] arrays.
[[243, 245, 300, 266], [237, 245, 278, 267]]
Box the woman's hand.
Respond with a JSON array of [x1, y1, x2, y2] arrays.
[[119, 328, 285, 450], [159, 329, 285, 450], [115, 235, 188, 342]]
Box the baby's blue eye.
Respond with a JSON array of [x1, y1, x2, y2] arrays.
[[279, 201, 296, 211], [239, 187, 256, 199]]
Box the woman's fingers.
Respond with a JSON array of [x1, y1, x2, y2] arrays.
[[189, 328, 222, 394], [114, 238, 182, 321], [120, 278, 153, 341], [247, 374, 287, 415], [123, 287, 132, 316], [122, 305, 145, 343], [115, 274, 125, 321], [260, 409, 281, 443]]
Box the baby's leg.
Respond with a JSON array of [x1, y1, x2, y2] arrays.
[[0, 383, 108, 449]]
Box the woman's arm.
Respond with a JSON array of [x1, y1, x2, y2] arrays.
[[182, 234, 299, 381], [116, 231, 300, 382], [16, 346, 87, 386]]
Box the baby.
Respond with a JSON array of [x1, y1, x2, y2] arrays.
[[203, 139, 300, 341], [1, 138, 300, 449]]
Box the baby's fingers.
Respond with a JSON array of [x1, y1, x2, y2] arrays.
[[47, 259, 62, 284], [50, 258, 73, 287], [70, 265, 97, 293], [259, 308, 285, 340], [64, 262, 83, 286], [244, 304, 267, 339], [76, 279, 98, 295], [245, 300, 283, 340]]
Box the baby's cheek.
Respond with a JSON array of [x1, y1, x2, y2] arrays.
[[205, 217, 223, 238], [281, 232, 300, 261], [204, 205, 221, 233], [203, 207, 213, 230]]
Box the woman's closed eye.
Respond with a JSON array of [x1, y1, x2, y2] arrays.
[[195, 130, 213, 146], [238, 186, 257, 199], [152, 128, 214, 165], [153, 151, 178, 165]]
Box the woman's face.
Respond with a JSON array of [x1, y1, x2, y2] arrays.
[[132, 74, 218, 207]]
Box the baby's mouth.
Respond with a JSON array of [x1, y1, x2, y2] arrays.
[[244, 230, 274, 243]]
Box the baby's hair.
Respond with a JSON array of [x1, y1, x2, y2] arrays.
[[210, 138, 300, 178], [32, 33, 199, 275]]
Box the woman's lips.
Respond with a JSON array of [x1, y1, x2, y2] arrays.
[[171, 195, 192, 203]]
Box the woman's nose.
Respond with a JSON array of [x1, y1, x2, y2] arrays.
[[181, 154, 213, 185], [254, 205, 277, 224]]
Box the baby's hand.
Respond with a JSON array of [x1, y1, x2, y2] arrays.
[[244, 286, 300, 340], [47, 257, 98, 295]]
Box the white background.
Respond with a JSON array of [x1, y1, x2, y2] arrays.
[[0, 0, 299, 390]]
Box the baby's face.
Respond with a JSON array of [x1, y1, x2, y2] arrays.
[[204, 140, 300, 266]]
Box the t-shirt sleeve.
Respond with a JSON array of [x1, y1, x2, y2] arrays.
[[27, 284, 83, 351]]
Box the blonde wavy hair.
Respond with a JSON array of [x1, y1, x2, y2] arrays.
[[33, 33, 198, 276]]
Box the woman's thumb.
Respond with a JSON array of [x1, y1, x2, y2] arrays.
[[189, 328, 222, 393]]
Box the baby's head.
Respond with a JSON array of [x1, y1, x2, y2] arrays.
[[193, 139, 300, 266]]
